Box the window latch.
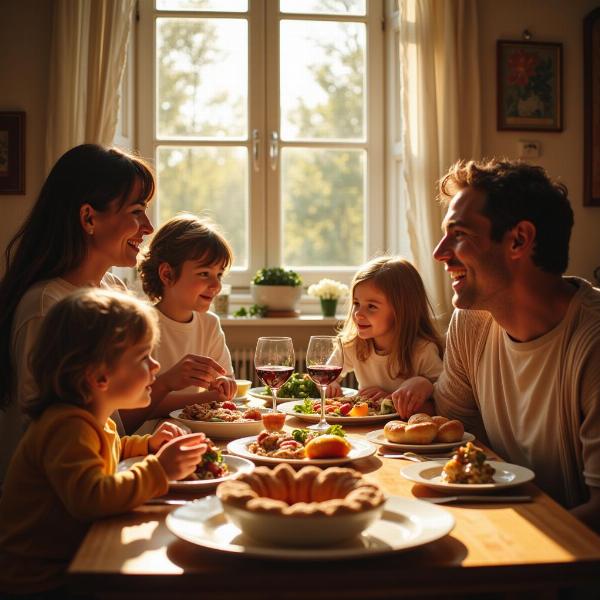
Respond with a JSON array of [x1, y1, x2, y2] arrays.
[[252, 129, 260, 172], [269, 131, 279, 171]]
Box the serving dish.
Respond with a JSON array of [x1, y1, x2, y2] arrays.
[[166, 495, 455, 558], [169, 408, 268, 439]]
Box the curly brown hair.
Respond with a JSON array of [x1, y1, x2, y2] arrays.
[[138, 214, 233, 301], [439, 158, 573, 274], [24, 289, 158, 419]]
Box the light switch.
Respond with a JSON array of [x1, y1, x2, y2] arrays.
[[517, 140, 541, 159]]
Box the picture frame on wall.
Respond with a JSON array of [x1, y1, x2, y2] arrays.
[[0, 111, 25, 195], [584, 8, 600, 207], [497, 40, 562, 132]]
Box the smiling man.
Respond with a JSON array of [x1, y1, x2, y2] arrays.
[[432, 159, 600, 533]]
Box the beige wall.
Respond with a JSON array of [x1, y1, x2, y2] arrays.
[[0, 0, 51, 275], [479, 0, 600, 282], [0, 1, 598, 282]]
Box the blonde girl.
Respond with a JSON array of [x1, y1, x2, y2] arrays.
[[131, 214, 236, 433], [330, 256, 443, 418], [0, 288, 206, 596]]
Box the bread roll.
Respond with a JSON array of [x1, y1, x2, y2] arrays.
[[384, 419, 437, 444], [408, 413, 433, 425], [435, 419, 464, 443], [431, 415, 449, 427], [383, 420, 409, 443]]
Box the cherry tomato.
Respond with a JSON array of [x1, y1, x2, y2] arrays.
[[339, 403, 352, 415], [222, 401, 237, 410]]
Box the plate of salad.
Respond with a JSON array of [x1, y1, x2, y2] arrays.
[[117, 444, 255, 491], [248, 372, 357, 403], [279, 396, 398, 424]]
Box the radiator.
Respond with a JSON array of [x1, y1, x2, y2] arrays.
[[230, 347, 357, 389]]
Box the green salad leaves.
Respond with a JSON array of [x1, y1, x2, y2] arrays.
[[265, 372, 320, 399]]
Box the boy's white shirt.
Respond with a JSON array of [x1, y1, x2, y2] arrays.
[[154, 309, 234, 394]]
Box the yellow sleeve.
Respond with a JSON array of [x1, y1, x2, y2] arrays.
[[42, 417, 168, 521], [120, 434, 151, 459]]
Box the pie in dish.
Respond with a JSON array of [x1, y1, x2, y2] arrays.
[[217, 463, 385, 516]]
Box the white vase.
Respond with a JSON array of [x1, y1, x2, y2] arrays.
[[250, 283, 302, 311]]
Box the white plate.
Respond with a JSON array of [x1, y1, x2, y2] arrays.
[[248, 387, 357, 404], [279, 401, 398, 425], [117, 455, 255, 491], [169, 408, 267, 439], [365, 429, 475, 452], [166, 495, 454, 559], [227, 435, 376, 466], [401, 460, 535, 493]]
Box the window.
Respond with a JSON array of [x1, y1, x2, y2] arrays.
[[136, 0, 384, 287]]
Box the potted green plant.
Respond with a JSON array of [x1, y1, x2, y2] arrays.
[[250, 267, 303, 312]]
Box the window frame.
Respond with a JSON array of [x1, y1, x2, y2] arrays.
[[135, 0, 385, 288]]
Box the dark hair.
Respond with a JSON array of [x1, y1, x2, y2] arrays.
[[0, 144, 155, 409], [439, 158, 573, 274], [339, 255, 443, 379], [24, 288, 158, 419], [139, 214, 233, 301]]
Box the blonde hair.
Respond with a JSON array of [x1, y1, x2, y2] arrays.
[[24, 288, 159, 419], [138, 214, 233, 302], [339, 256, 443, 379]]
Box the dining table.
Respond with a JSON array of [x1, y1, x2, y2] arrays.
[[68, 412, 600, 600]]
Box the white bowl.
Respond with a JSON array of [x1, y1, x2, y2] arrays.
[[221, 501, 385, 547], [250, 284, 302, 311], [169, 408, 268, 439]]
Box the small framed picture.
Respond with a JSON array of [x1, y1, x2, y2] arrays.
[[497, 40, 562, 132], [0, 111, 26, 194]]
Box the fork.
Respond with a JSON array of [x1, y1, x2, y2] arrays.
[[378, 452, 452, 462], [420, 495, 532, 505]]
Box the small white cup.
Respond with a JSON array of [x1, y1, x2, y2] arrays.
[[235, 379, 252, 398]]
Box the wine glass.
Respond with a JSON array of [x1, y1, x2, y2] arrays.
[[305, 335, 344, 431], [254, 337, 295, 416]]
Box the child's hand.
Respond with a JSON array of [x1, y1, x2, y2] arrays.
[[326, 381, 343, 398], [391, 377, 434, 419], [357, 386, 388, 402], [209, 376, 237, 400], [148, 421, 188, 453], [158, 354, 226, 392], [155, 433, 207, 481]]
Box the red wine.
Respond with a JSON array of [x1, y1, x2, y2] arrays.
[[307, 364, 342, 386], [256, 366, 293, 388]]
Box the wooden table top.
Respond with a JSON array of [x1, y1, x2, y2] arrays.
[[68, 418, 600, 599]]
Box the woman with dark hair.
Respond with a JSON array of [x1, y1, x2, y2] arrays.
[[0, 144, 155, 481]]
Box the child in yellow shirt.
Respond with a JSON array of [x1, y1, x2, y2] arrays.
[[0, 289, 208, 597]]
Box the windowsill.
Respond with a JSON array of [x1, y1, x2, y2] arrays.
[[219, 315, 343, 326]]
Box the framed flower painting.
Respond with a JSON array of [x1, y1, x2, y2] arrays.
[[497, 40, 562, 132]]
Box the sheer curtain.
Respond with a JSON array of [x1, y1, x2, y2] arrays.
[[45, 0, 135, 172], [397, 0, 481, 321]]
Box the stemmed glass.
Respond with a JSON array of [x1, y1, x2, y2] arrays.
[[254, 337, 295, 416], [305, 335, 344, 431]]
